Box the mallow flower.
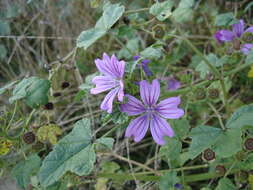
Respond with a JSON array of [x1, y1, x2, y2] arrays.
[[167, 77, 181, 91], [120, 79, 184, 145], [90, 53, 125, 113], [133, 55, 153, 76], [214, 19, 253, 54]]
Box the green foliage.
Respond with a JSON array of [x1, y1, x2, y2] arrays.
[[149, 0, 174, 21], [189, 126, 242, 159], [0, 44, 7, 59], [0, 81, 17, 95], [140, 46, 163, 60], [170, 118, 190, 139], [245, 50, 253, 64], [0, 20, 10, 35], [172, 0, 194, 23], [95, 137, 114, 150], [215, 12, 236, 26], [215, 178, 236, 190], [9, 77, 50, 108], [38, 119, 95, 187], [159, 171, 180, 190], [76, 2, 125, 49], [11, 154, 41, 189]]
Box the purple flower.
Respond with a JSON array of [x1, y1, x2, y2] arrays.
[[174, 183, 183, 189], [214, 19, 253, 54], [120, 79, 184, 145], [140, 59, 153, 76], [241, 43, 253, 55], [133, 55, 140, 61], [167, 77, 181, 91], [90, 53, 125, 113]]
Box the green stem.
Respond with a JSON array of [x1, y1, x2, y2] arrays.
[[124, 8, 149, 15]]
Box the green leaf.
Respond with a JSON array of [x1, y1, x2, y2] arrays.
[[170, 118, 190, 139], [189, 125, 242, 159], [9, 77, 50, 108], [215, 12, 236, 26], [76, 28, 106, 49], [159, 171, 180, 190], [11, 154, 41, 189], [0, 20, 11, 35], [159, 138, 182, 161], [0, 44, 7, 59], [140, 46, 162, 60], [95, 2, 125, 30], [76, 3, 125, 49], [38, 119, 96, 187], [188, 125, 220, 159], [245, 50, 253, 64], [25, 78, 51, 108], [149, 0, 174, 21], [96, 137, 114, 150], [0, 81, 17, 95], [172, 0, 194, 23], [215, 178, 236, 190], [226, 104, 253, 129]]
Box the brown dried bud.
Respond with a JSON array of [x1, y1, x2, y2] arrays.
[[215, 165, 226, 175], [53, 92, 62, 97], [44, 102, 54, 110], [208, 88, 219, 99], [195, 88, 206, 100], [22, 132, 36, 144], [202, 148, 215, 161], [244, 138, 253, 151], [243, 33, 253, 43], [61, 81, 70, 89]]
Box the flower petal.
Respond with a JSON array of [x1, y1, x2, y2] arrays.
[[120, 95, 145, 116], [156, 97, 184, 119], [117, 81, 124, 102], [232, 19, 244, 37], [245, 26, 253, 33], [167, 77, 181, 91], [214, 30, 235, 42], [95, 53, 125, 78], [241, 43, 253, 55], [150, 114, 174, 145], [100, 88, 119, 113], [125, 114, 149, 142], [90, 76, 117, 94], [140, 79, 160, 106]]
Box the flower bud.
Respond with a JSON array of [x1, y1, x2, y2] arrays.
[[244, 138, 253, 151], [202, 148, 215, 161], [215, 165, 226, 175], [195, 88, 206, 100], [22, 132, 36, 144], [208, 88, 219, 99], [44, 102, 54, 110], [243, 33, 253, 43]]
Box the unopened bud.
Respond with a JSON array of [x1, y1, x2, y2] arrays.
[[215, 165, 226, 175]]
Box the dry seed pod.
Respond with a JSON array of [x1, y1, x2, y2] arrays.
[[53, 92, 62, 97], [195, 88, 206, 100], [208, 88, 219, 99], [202, 148, 215, 161], [22, 132, 36, 144], [215, 165, 226, 175], [244, 138, 253, 151]]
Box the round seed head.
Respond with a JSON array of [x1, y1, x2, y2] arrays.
[[244, 138, 253, 151], [202, 148, 215, 161], [208, 88, 220, 99], [22, 132, 36, 144], [215, 165, 226, 175], [61, 81, 70, 89], [44, 102, 54, 110]]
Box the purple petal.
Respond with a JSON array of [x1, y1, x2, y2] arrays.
[[90, 76, 117, 94], [141, 61, 153, 76], [167, 78, 181, 91], [241, 43, 253, 55], [95, 53, 125, 78], [156, 97, 184, 119], [100, 88, 119, 113], [214, 30, 235, 42], [150, 114, 174, 145], [141, 59, 150, 64], [117, 80, 124, 102], [125, 114, 149, 142], [120, 95, 145, 116], [133, 55, 140, 61], [140, 79, 160, 106], [232, 19, 245, 37], [244, 26, 253, 33]]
